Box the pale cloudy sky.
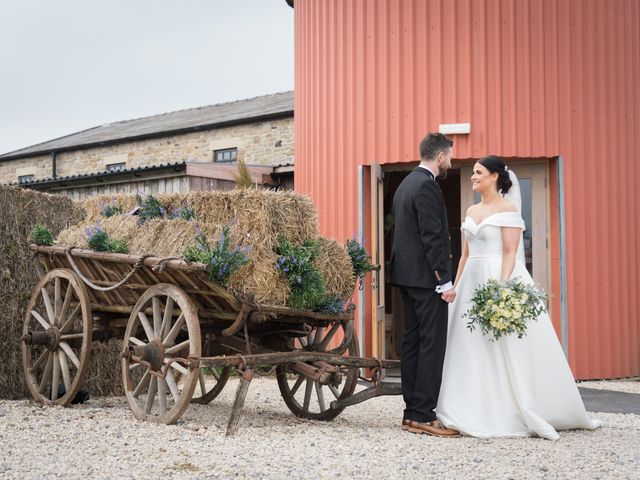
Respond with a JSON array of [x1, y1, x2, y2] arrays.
[[0, 0, 294, 155]]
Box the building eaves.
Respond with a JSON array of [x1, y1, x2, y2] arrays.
[[18, 161, 187, 189], [0, 91, 294, 162]]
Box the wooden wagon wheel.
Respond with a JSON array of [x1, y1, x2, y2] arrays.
[[190, 335, 231, 404], [22, 269, 92, 406], [121, 283, 201, 424], [276, 321, 359, 421]]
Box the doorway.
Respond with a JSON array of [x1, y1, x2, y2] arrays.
[[376, 161, 549, 360]]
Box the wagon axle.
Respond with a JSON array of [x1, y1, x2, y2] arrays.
[[22, 327, 60, 350]]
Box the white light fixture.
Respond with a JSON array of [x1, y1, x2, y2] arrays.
[[438, 123, 471, 135]]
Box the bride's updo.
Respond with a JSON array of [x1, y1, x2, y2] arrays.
[[478, 155, 513, 194]]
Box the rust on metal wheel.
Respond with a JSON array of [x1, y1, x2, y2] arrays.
[[22, 269, 92, 406], [277, 321, 359, 421], [122, 283, 201, 425]]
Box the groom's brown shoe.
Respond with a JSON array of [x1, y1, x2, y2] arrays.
[[401, 419, 411, 430], [408, 419, 460, 437]]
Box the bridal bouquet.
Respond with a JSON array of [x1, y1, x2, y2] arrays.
[[463, 278, 548, 341]]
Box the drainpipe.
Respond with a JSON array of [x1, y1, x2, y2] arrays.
[[51, 151, 58, 178]]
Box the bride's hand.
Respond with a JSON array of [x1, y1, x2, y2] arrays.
[[441, 288, 456, 303]]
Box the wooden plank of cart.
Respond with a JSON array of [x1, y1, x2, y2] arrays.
[[22, 245, 401, 435]]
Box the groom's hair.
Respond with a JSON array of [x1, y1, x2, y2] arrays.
[[419, 133, 453, 161]]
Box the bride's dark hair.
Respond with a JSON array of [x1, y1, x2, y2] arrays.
[[478, 155, 512, 194]]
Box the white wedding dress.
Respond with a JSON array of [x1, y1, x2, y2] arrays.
[[436, 211, 602, 440]]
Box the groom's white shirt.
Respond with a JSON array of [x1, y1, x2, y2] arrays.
[[418, 164, 453, 293]]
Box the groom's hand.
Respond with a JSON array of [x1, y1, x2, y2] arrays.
[[441, 289, 456, 303]]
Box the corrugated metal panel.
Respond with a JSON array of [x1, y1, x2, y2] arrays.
[[294, 0, 640, 379]]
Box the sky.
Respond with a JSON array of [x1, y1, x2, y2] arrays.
[[0, 0, 294, 155]]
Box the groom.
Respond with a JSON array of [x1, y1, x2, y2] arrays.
[[388, 132, 460, 437]]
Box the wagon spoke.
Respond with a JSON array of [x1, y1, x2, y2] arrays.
[[59, 342, 80, 368], [133, 371, 151, 398], [312, 327, 324, 346], [31, 310, 51, 330], [129, 336, 145, 347], [317, 323, 340, 351], [211, 368, 221, 381], [128, 362, 142, 371], [290, 374, 305, 396], [328, 384, 341, 400], [51, 352, 61, 401], [144, 377, 158, 414], [158, 378, 167, 415], [54, 278, 62, 323], [138, 312, 155, 341], [163, 313, 185, 346], [303, 379, 313, 411], [59, 304, 81, 333], [300, 337, 308, 347], [58, 283, 74, 327], [160, 297, 174, 339], [41, 288, 55, 326], [165, 340, 190, 355], [152, 297, 162, 337], [60, 333, 84, 341], [166, 370, 180, 402], [32, 349, 50, 371], [59, 351, 72, 392], [170, 362, 189, 376], [198, 370, 206, 395], [38, 354, 53, 393], [315, 383, 326, 412]]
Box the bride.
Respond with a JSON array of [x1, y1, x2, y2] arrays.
[[436, 156, 602, 440]]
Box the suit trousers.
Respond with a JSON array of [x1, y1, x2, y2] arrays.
[[399, 286, 448, 423]]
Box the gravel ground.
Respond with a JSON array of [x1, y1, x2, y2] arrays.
[[1, 378, 638, 480], [578, 378, 640, 395]]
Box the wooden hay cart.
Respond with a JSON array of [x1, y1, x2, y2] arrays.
[[22, 245, 400, 434]]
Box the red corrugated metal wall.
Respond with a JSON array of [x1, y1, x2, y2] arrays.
[[293, 0, 640, 379]]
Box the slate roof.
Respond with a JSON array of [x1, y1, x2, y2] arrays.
[[1, 91, 294, 161]]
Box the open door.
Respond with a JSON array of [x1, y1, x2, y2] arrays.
[[370, 163, 386, 359]]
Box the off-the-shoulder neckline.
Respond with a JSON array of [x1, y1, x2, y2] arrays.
[[465, 211, 519, 226]]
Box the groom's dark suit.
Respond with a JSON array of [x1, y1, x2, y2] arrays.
[[388, 166, 452, 424]]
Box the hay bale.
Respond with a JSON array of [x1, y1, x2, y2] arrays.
[[58, 189, 356, 307], [314, 238, 357, 301], [0, 187, 83, 399]]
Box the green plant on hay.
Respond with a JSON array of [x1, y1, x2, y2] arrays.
[[169, 204, 196, 221], [30, 224, 53, 246], [85, 223, 129, 253], [135, 193, 166, 224], [346, 238, 376, 289], [100, 201, 123, 218], [314, 295, 345, 314], [107, 238, 129, 254], [183, 224, 251, 287], [275, 235, 327, 310]]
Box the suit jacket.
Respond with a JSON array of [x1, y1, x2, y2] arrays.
[[388, 167, 452, 289]]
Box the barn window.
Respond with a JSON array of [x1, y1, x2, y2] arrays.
[[106, 162, 126, 172], [214, 147, 237, 163], [18, 174, 35, 184]]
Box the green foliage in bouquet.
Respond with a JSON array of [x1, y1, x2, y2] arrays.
[[85, 223, 129, 253], [135, 193, 166, 224], [346, 238, 376, 289], [275, 236, 327, 310], [31, 224, 54, 246], [183, 224, 251, 287], [463, 278, 548, 342]]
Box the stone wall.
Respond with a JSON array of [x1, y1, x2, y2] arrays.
[[0, 117, 294, 185]]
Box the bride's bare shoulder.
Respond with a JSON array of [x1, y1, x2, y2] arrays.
[[466, 204, 480, 216], [498, 198, 518, 213]]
